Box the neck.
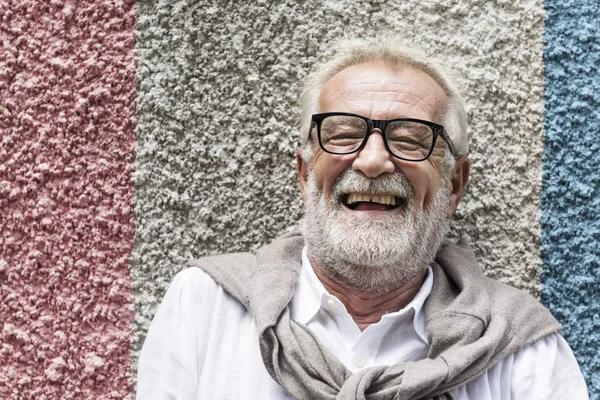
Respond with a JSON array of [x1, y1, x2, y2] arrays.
[[312, 264, 427, 331]]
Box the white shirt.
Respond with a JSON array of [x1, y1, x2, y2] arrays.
[[137, 247, 589, 399]]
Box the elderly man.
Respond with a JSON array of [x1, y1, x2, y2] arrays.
[[137, 37, 588, 399]]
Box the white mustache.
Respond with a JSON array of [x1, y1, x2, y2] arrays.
[[331, 170, 415, 201]]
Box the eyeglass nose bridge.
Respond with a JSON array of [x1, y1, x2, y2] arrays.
[[358, 119, 393, 156], [361, 119, 389, 148], [369, 119, 388, 133]]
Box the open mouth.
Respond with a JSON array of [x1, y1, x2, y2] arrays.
[[341, 193, 406, 211]]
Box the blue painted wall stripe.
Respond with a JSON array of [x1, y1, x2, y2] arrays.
[[541, 0, 600, 396]]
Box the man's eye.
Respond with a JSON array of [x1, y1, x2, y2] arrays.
[[323, 126, 363, 140], [389, 137, 425, 149], [332, 125, 363, 134], [332, 131, 364, 139], [326, 136, 363, 146]]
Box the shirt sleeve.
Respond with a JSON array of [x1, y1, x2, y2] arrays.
[[510, 333, 589, 400], [136, 269, 205, 400]]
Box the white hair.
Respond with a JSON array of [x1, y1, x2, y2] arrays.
[[299, 36, 469, 165]]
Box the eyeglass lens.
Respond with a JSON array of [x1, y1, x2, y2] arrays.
[[318, 115, 435, 160]]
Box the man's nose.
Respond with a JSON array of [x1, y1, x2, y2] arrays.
[[352, 130, 396, 178]]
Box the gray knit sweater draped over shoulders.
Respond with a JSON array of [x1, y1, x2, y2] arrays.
[[191, 231, 560, 400]]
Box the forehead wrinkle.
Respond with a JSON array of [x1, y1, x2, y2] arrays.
[[338, 98, 430, 119], [339, 79, 438, 99], [398, 80, 446, 114], [319, 66, 448, 122], [326, 83, 442, 117], [336, 93, 439, 120], [393, 91, 440, 117]]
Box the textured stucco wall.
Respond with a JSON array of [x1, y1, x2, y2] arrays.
[[132, 0, 548, 373], [541, 0, 600, 396], [0, 0, 136, 398], [3, 0, 597, 398]]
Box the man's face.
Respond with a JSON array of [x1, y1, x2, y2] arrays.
[[307, 60, 450, 216], [298, 61, 468, 292]]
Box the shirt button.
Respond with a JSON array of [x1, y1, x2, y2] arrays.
[[326, 299, 338, 310], [355, 355, 366, 368]]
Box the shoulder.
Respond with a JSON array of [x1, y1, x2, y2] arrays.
[[505, 333, 588, 399], [187, 251, 257, 308], [480, 275, 543, 313], [191, 251, 258, 269], [435, 240, 561, 345], [162, 267, 252, 329], [170, 266, 221, 292], [163, 267, 229, 309], [454, 333, 589, 400], [188, 251, 258, 283], [481, 276, 561, 345]]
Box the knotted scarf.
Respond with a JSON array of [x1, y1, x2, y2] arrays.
[[191, 231, 560, 400]]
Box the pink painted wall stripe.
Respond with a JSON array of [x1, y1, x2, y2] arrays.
[[0, 0, 136, 397]]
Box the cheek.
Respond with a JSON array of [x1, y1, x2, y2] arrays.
[[398, 163, 442, 210], [312, 153, 354, 199]]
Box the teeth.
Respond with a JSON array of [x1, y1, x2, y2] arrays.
[[345, 194, 396, 206]]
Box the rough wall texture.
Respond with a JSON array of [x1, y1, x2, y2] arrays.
[[0, 0, 136, 398], [132, 0, 548, 372], [3, 0, 596, 397], [541, 0, 600, 396]]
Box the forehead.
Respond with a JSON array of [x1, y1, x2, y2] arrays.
[[318, 60, 448, 123]]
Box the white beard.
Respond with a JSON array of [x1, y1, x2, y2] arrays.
[[302, 169, 450, 294]]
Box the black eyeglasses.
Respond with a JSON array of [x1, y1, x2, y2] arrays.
[[309, 112, 456, 162]]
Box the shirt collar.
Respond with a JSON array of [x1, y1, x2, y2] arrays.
[[290, 246, 327, 324], [290, 246, 433, 344]]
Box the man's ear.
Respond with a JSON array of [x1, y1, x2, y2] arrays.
[[446, 156, 470, 218], [296, 148, 309, 203]]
